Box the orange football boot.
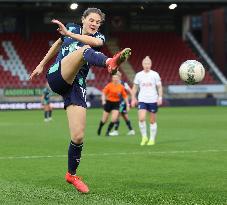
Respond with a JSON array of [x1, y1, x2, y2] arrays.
[[106, 48, 131, 74], [65, 172, 89, 193]]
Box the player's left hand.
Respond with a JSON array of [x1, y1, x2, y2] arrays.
[[52, 19, 70, 36]]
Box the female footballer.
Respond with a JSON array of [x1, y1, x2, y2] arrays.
[[30, 8, 131, 193], [97, 71, 130, 136]]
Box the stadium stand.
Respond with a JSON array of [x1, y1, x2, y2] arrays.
[[87, 45, 130, 90], [0, 32, 217, 89], [113, 32, 217, 85], [0, 33, 57, 88]]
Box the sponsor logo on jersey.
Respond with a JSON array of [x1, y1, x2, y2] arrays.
[[141, 82, 153, 87]]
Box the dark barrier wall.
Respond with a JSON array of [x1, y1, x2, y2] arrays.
[[0, 98, 219, 110], [165, 98, 217, 106], [202, 8, 227, 77]]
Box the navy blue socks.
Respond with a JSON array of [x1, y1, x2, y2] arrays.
[[97, 121, 105, 136], [83, 48, 108, 67], [114, 120, 120, 130], [126, 120, 133, 130], [106, 122, 115, 136], [48, 110, 52, 118], [68, 141, 83, 175], [44, 111, 48, 119]]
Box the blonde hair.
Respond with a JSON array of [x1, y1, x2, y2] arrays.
[[116, 71, 122, 77], [112, 71, 122, 77], [142, 56, 152, 64]]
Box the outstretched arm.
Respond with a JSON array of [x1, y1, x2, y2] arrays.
[[52, 19, 104, 47], [30, 38, 62, 79]]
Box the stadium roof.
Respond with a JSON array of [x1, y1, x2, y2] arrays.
[[1, 0, 227, 2], [0, 0, 226, 15]]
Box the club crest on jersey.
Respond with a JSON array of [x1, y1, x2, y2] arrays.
[[95, 34, 105, 42], [78, 78, 83, 86]]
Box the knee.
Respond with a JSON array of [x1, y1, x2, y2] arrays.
[[102, 113, 108, 123], [139, 120, 145, 124], [150, 119, 156, 124], [81, 45, 90, 52], [111, 116, 118, 122], [139, 116, 146, 122], [70, 127, 85, 144]]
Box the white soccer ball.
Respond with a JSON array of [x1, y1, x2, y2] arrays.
[[179, 60, 205, 85]]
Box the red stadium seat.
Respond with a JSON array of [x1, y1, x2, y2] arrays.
[[0, 32, 218, 89], [113, 32, 217, 85]]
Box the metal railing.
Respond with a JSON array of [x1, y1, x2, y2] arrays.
[[186, 32, 227, 85]]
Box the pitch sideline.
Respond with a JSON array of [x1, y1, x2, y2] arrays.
[[0, 149, 227, 160]]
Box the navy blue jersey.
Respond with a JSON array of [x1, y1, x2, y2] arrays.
[[43, 87, 51, 101], [54, 23, 105, 88]]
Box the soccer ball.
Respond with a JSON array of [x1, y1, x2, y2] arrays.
[[179, 60, 205, 85]]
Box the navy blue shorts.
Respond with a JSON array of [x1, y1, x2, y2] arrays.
[[138, 102, 158, 113], [47, 61, 71, 96], [47, 61, 87, 109]]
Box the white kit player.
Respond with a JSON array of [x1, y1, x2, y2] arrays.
[[131, 56, 163, 146]]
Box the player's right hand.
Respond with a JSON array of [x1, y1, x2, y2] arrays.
[[131, 98, 137, 108], [157, 97, 163, 106], [52, 19, 69, 36], [30, 64, 44, 80]]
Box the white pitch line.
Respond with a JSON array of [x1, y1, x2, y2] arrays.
[[0, 149, 227, 160]]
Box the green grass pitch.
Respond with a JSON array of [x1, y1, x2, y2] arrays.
[[0, 107, 227, 205]]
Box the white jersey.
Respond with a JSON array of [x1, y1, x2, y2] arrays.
[[134, 70, 161, 103]]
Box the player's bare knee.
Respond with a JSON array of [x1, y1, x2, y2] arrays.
[[102, 115, 108, 123], [71, 134, 84, 144], [80, 45, 90, 52], [139, 118, 146, 122], [71, 129, 85, 143], [112, 117, 118, 122], [150, 120, 156, 124]]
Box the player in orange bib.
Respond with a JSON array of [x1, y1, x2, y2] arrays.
[[97, 71, 130, 136]]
